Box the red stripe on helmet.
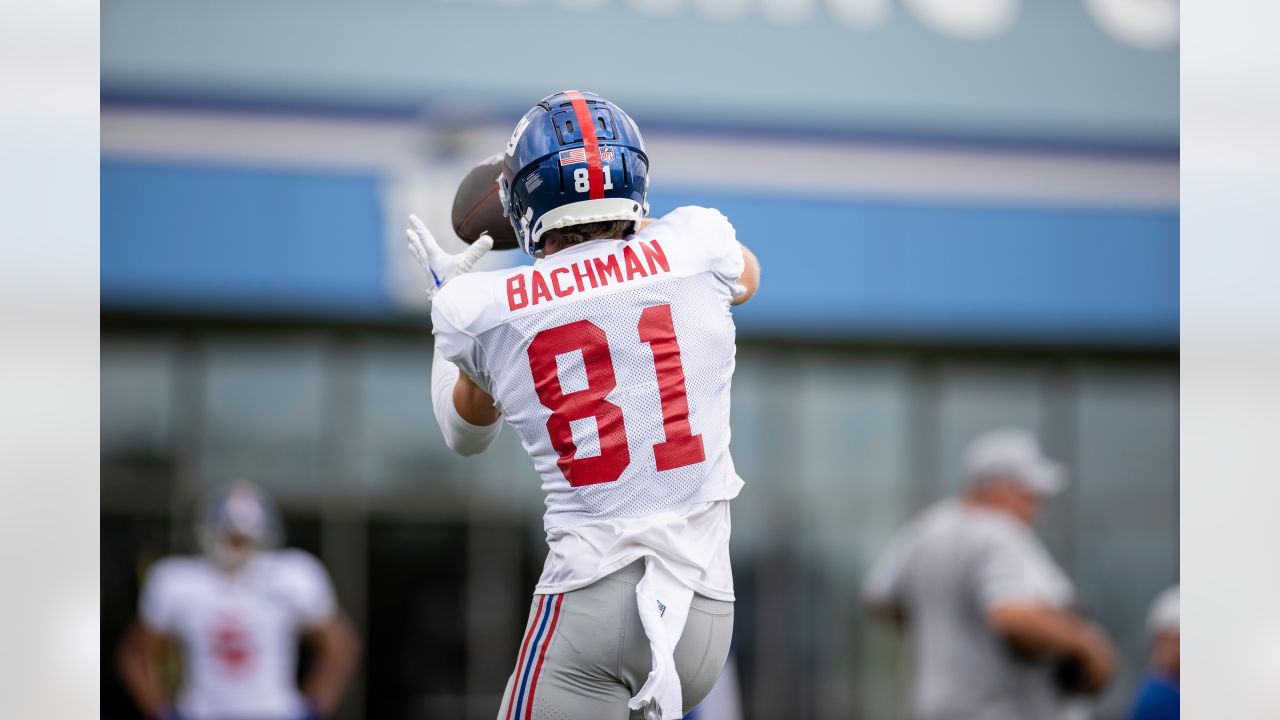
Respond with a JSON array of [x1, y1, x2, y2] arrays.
[[564, 90, 605, 200]]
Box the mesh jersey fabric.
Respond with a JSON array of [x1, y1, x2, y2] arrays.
[[431, 206, 746, 530]]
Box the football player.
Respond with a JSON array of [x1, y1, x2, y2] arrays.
[[862, 429, 1115, 720], [408, 90, 760, 720], [117, 480, 361, 720]]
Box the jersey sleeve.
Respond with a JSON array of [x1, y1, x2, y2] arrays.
[[659, 206, 745, 290], [431, 282, 487, 387], [138, 558, 184, 634], [278, 550, 338, 629], [972, 524, 1074, 610]]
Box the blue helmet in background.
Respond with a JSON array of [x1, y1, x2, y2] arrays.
[[197, 480, 282, 569], [499, 91, 649, 257]]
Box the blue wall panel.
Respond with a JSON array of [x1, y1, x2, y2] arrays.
[[102, 160, 1177, 346], [102, 159, 390, 316], [656, 190, 1178, 345]]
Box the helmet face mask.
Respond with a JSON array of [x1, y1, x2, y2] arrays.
[[209, 532, 257, 572], [196, 480, 282, 571], [502, 91, 649, 257]]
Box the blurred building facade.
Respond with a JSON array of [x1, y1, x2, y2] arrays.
[[102, 2, 1177, 718]]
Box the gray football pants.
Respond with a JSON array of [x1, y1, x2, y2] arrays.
[[496, 560, 734, 720]]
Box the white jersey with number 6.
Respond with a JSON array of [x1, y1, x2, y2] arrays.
[[139, 550, 337, 719], [432, 206, 745, 598]]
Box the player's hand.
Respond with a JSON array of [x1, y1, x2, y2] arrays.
[[1071, 624, 1116, 694], [406, 214, 494, 301]]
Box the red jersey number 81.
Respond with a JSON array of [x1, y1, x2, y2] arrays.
[[527, 303, 706, 487]]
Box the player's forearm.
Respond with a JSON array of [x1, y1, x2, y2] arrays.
[[431, 346, 501, 455], [864, 598, 907, 629], [302, 614, 361, 716], [117, 624, 169, 718], [119, 662, 168, 718], [986, 603, 1097, 658]]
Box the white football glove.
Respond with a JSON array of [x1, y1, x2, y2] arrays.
[[406, 214, 494, 301]]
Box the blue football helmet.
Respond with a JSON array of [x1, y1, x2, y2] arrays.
[[196, 480, 282, 569], [499, 91, 649, 257]]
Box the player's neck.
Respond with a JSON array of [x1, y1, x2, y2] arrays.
[[543, 240, 577, 256], [207, 554, 256, 576], [543, 237, 623, 257], [963, 493, 1034, 527]]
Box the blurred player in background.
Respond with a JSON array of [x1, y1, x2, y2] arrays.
[[1128, 586, 1179, 720], [117, 481, 360, 720], [862, 428, 1115, 720], [409, 90, 760, 719]]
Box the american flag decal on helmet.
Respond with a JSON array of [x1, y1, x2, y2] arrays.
[[559, 147, 614, 165], [559, 148, 586, 166]]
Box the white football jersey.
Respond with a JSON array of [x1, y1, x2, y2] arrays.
[[432, 206, 746, 531], [139, 550, 337, 720]]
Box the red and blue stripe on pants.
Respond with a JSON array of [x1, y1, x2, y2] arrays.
[[506, 593, 565, 720]]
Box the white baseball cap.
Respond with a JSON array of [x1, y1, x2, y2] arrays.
[[1147, 585, 1180, 634], [964, 428, 1066, 496]]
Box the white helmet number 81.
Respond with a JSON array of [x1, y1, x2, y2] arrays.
[[573, 166, 614, 193]]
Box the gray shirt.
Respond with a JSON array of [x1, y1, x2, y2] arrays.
[[863, 501, 1075, 720]]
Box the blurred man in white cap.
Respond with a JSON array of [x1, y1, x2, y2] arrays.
[[862, 428, 1115, 720], [1128, 585, 1179, 720], [117, 480, 361, 720]]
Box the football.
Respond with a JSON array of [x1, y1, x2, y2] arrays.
[[451, 153, 519, 250]]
